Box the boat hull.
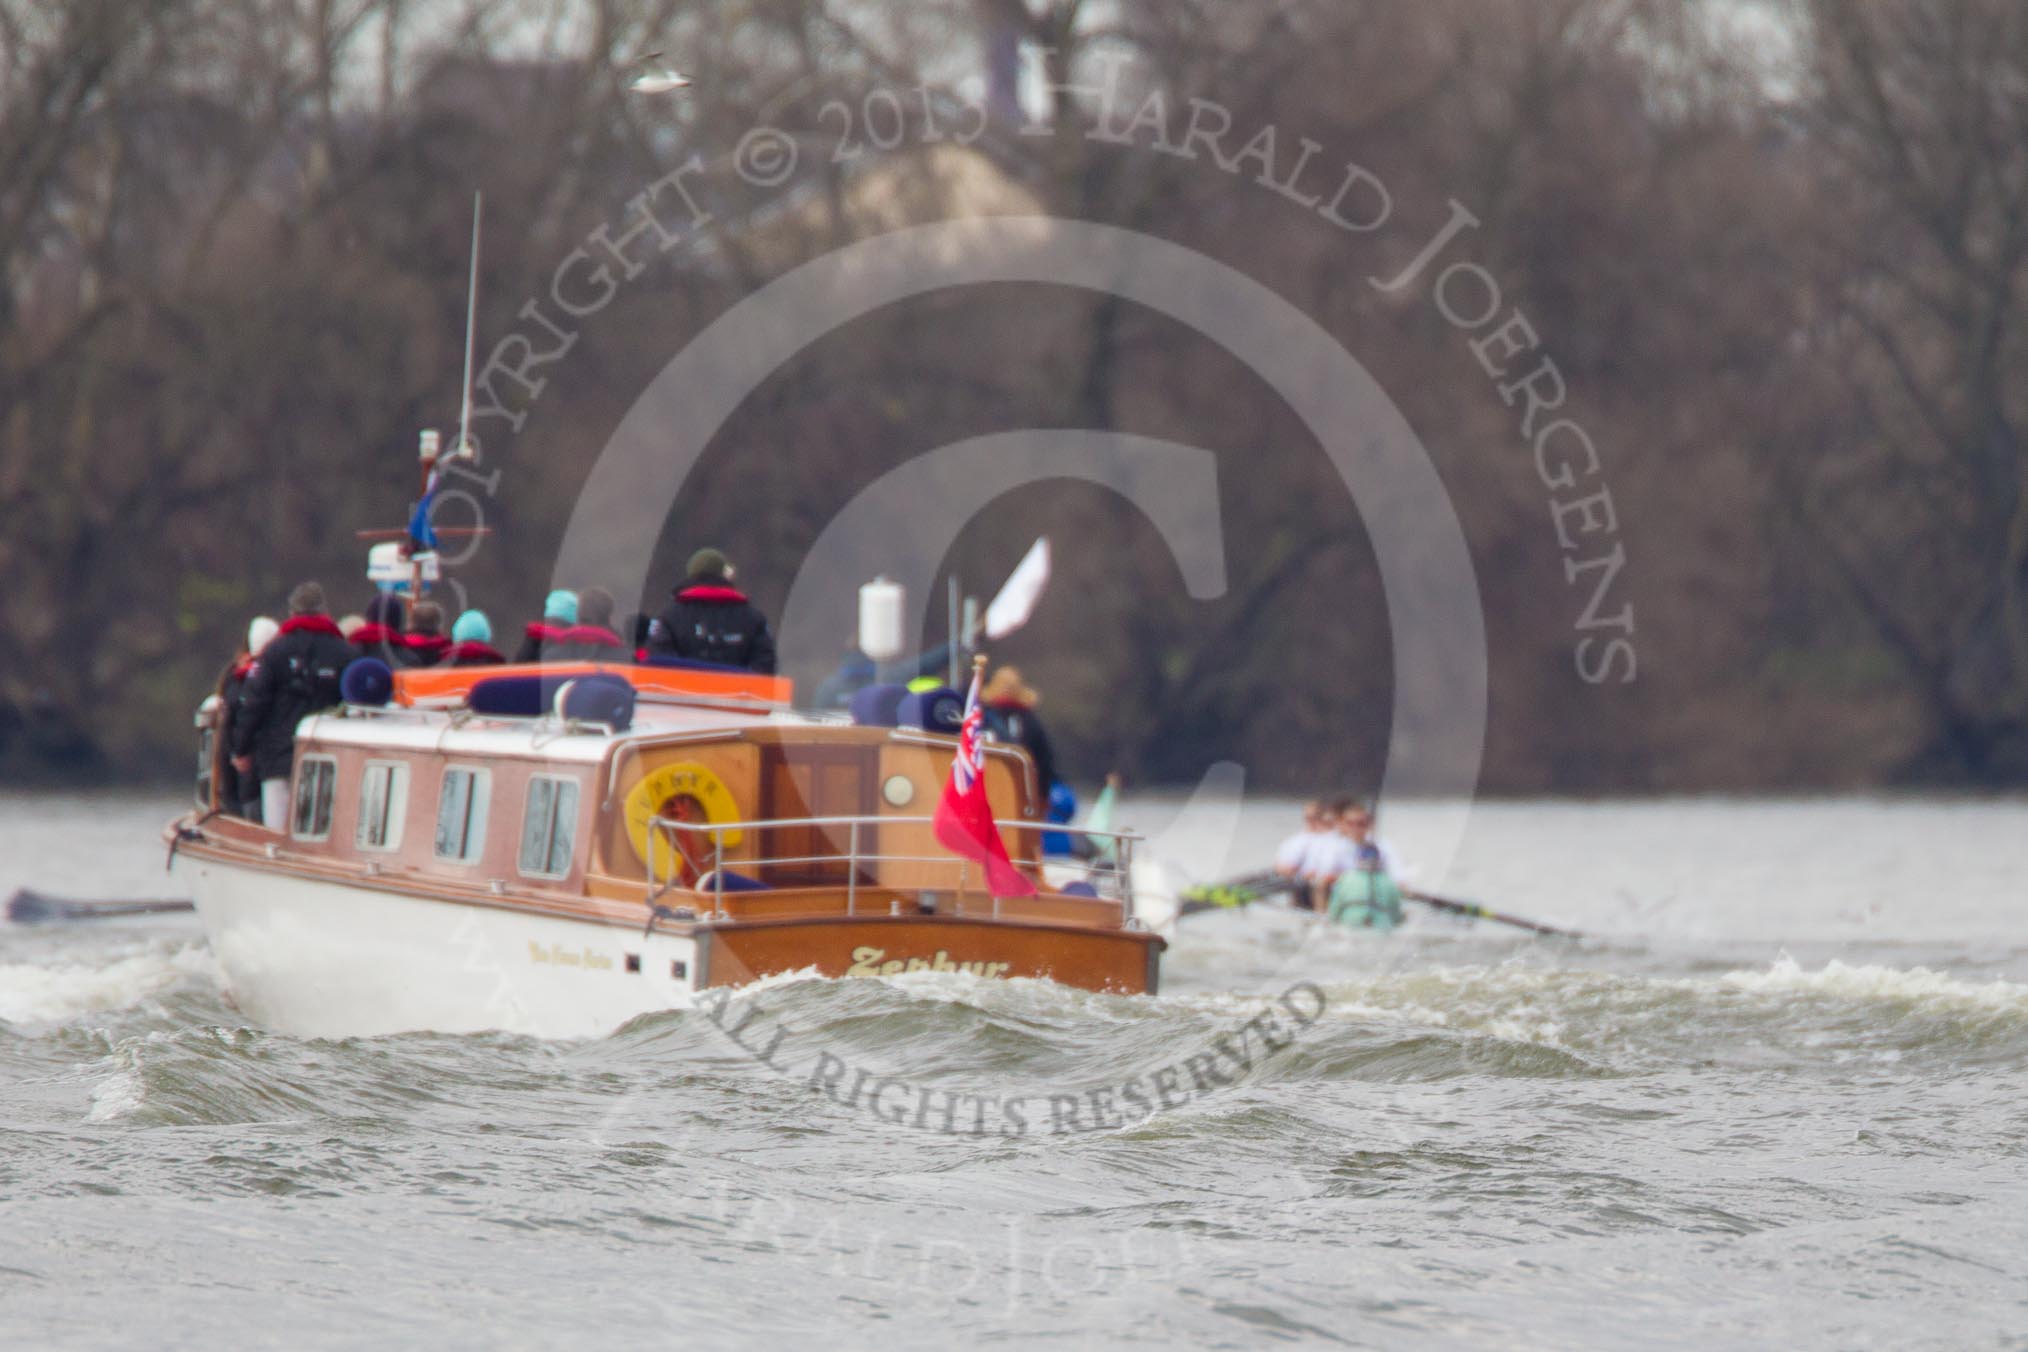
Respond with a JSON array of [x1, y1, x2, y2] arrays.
[[173, 848, 1163, 1038], [173, 850, 698, 1039], [704, 914, 1160, 994]]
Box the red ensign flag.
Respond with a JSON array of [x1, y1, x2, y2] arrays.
[[933, 666, 1036, 897]]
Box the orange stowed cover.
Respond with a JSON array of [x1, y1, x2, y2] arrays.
[[393, 661, 794, 707]]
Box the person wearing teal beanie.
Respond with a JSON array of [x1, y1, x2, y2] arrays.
[[447, 609, 505, 666], [515, 590, 577, 663]]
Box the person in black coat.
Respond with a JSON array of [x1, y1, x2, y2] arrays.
[[231, 582, 354, 829], [981, 666, 1059, 795], [213, 616, 277, 818], [645, 548, 777, 673]]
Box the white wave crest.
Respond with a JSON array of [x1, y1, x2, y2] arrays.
[[1720, 956, 2028, 1013], [0, 944, 219, 1025], [85, 1066, 146, 1122]]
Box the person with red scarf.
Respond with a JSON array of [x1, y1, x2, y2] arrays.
[[645, 548, 777, 672], [349, 592, 407, 668], [515, 590, 577, 663], [401, 601, 453, 667], [444, 610, 506, 666], [547, 586, 629, 661], [231, 582, 352, 828]]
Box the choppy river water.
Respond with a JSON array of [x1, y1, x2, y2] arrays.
[[2, 792, 2025, 1349]]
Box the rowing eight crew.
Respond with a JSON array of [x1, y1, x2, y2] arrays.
[[1272, 798, 1405, 931]]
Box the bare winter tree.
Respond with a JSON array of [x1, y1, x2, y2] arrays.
[[1790, 0, 2028, 776]]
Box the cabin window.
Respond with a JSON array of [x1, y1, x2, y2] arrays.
[[291, 756, 337, 841], [518, 776, 581, 879], [434, 767, 491, 864], [355, 761, 410, 852]]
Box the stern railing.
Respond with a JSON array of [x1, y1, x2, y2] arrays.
[[644, 813, 1140, 926]]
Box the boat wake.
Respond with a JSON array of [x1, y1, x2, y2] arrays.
[[0, 941, 219, 1027], [5, 931, 2027, 1141]]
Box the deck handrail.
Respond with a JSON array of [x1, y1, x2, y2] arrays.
[[644, 812, 1139, 924]]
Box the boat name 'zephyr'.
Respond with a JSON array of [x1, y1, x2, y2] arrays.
[[847, 946, 1011, 979]]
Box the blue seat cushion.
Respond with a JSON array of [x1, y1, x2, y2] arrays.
[[556, 674, 635, 731], [849, 682, 908, 728], [895, 685, 963, 734], [340, 658, 394, 708], [467, 673, 635, 731]]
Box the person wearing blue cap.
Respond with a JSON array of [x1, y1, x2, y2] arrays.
[[446, 610, 505, 666], [515, 590, 577, 663]]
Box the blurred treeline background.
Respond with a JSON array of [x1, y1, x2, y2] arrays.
[[2, 0, 2025, 792]]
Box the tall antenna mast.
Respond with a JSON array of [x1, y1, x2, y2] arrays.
[[457, 190, 482, 457]]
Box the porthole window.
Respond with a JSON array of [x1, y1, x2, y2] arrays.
[[881, 774, 915, 808]]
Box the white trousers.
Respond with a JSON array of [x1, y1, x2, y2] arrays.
[[261, 778, 292, 831]]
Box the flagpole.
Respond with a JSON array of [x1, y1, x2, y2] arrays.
[[970, 652, 992, 913], [961, 652, 986, 913], [458, 191, 482, 458]]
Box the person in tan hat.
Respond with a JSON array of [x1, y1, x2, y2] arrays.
[[981, 665, 1058, 793]]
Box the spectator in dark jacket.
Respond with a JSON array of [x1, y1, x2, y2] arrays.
[[351, 593, 407, 667], [231, 582, 353, 828], [214, 615, 277, 817], [645, 548, 777, 673], [515, 590, 577, 663], [402, 600, 452, 667], [981, 665, 1059, 795], [548, 586, 629, 662], [445, 610, 506, 666]]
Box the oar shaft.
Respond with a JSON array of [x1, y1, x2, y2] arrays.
[[1405, 888, 1579, 939]]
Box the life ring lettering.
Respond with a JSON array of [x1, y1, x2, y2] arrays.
[[624, 760, 744, 868]]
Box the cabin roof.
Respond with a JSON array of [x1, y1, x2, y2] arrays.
[[297, 698, 849, 765], [393, 660, 791, 708]]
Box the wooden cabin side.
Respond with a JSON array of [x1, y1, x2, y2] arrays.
[[582, 724, 1127, 929], [196, 726, 606, 916], [189, 711, 1127, 934]]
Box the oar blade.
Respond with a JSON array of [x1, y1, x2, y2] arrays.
[[5, 890, 195, 925], [4, 888, 56, 924]]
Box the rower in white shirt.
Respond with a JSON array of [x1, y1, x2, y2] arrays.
[[1273, 800, 1333, 878], [1300, 800, 1404, 909]]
